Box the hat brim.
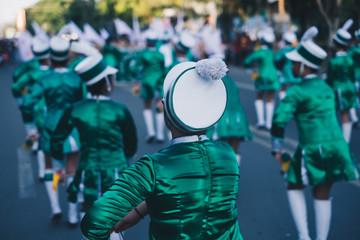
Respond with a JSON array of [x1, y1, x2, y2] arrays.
[[285, 49, 320, 69], [86, 65, 118, 85]]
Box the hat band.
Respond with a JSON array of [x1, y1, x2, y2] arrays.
[[336, 32, 349, 43], [79, 59, 107, 82], [297, 45, 323, 67], [51, 49, 69, 58], [176, 41, 190, 53], [32, 47, 50, 57]]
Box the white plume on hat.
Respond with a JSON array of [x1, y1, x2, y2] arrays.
[[300, 26, 318, 42], [71, 41, 99, 56], [196, 58, 228, 81]]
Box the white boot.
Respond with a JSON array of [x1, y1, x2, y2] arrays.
[[67, 175, 78, 225], [342, 122, 352, 143], [254, 100, 265, 128], [155, 112, 165, 142], [287, 190, 311, 240], [314, 198, 332, 240], [265, 101, 275, 130], [110, 232, 124, 240], [44, 170, 62, 219], [236, 154, 241, 168], [37, 150, 45, 180], [350, 108, 359, 122], [143, 109, 155, 142], [279, 91, 286, 101]]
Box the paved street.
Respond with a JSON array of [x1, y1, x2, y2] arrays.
[[1, 61, 359, 240]]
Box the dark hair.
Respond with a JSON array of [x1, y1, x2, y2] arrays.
[[51, 59, 68, 67], [87, 78, 108, 96], [333, 39, 348, 50]]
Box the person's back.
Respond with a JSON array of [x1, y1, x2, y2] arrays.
[[287, 76, 344, 145], [326, 53, 355, 91], [145, 140, 240, 239], [53, 99, 137, 170]]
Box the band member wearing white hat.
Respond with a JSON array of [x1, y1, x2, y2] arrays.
[[347, 28, 360, 129], [20, 36, 84, 223], [12, 36, 52, 181], [271, 26, 360, 240], [274, 31, 301, 100], [81, 58, 243, 240], [135, 29, 166, 143], [326, 19, 357, 143], [244, 28, 280, 130], [51, 54, 137, 238]]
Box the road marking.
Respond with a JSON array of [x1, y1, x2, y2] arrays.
[[17, 147, 36, 198]]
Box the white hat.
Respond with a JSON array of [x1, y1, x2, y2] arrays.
[[145, 29, 158, 41], [163, 58, 228, 133], [50, 36, 70, 61], [286, 26, 327, 69], [258, 29, 275, 43], [175, 31, 196, 52], [75, 54, 118, 85], [282, 31, 297, 44], [31, 37, 50, 60], [70, 41, 99, 56], [333, 19, 353, 46]]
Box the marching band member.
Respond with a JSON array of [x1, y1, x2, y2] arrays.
[[326, 19, 357, 143], [81, 58, 243, 240], [271, 26, 360, 240], [274, 31, 301, 100], [244, 28, 280, 130], [347, 28, 360, 129], [136, 29, 166, 143], [20, 36, 83, 224], [51, 54, 137, 238], [12, 37, 51, 180]]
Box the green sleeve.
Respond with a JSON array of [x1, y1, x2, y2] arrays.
[[243, 51, 258, 68], [81, 157, 155, 240], [11, 72, 31, 97], [20, 81, 45, 123], [271, 86, 301, 139], [50, 107, 74, 160], [121, 107, 138, 158]]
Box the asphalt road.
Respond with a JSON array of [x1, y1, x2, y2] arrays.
[[1, 61, 359, 240]]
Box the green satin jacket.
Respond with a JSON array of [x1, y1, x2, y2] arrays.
[[274, 47, 301, 85], [244, 46, 280, 91], [81, 136, 242, 240], [12, 66, 51, 97], [20, 68, 83, 128], [12, 66, 52, 129], [51, 97, 137, 166], [348, 44, 360, 79], [271, 75, 360, 185], [326, 52, 357, 110], [12, 58, 40, 83]]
